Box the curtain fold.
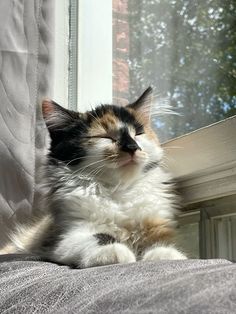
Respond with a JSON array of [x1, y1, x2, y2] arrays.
[[0, 0, 55, 247]]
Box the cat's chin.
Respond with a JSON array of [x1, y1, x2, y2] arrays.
[[96, 162, 144, 188], [106, 159, 142, 171], [118, 159, 137, 167], [107, 159, 138, 169]]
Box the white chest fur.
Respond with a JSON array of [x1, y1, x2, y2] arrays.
[[56, 167, 177, 235]]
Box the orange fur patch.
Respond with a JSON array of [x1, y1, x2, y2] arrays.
[[42, 99, 54, 117], [144, 126, 160, 144], [89, 112, 120, 137], [128, 107, 161, 144], [100, 113, 119, 130], [141, 218, 174, 244], [126, 217, 175, 250]]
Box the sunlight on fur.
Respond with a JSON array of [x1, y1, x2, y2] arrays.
[[0, 87, 187, 267]]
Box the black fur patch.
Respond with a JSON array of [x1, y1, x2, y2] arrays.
[[40, 224, 63, 250], [48, 118, 88, 165], [47, 104, 144, 166], [144, 161, 159, 172], [119, 127, 141, 154], [94, 233, 116, 245]]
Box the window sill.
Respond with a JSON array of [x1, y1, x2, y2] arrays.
[[162, 115, 236, 205]]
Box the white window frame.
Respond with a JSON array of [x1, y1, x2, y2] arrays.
[[163, 115, 236, 205], [54, 0, 112, 111], [53, 0, 69, 108], [77, 0, 112, 112]]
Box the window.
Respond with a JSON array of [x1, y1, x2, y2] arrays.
[[54, 0, 236, 260], [53, 0, 69, 108], [113, 0, 236, 142], [177, 195, 236, 259], [165, 116, 236, 258]]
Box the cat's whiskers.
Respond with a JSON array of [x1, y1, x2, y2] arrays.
[[161, 153, 172, 165], [159, 154, 170, 170], [67, 161, 105, 180], [78, 164, 105, 180], [51, 156, 108, 187], [65, 153, 105, 167], [78, 156, 114, 171], [66, 155, 118, 182], [79, 154, 119, 179], [68, 163, 106, 185], [103, 153, 119, 162], [87, 164, 106, 179]]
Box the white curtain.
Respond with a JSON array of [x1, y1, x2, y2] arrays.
[[0, 0, 55, 247]]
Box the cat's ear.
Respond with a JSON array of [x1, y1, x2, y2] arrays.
[[42, 99, 77, 130], [127, 87, 153, 122]]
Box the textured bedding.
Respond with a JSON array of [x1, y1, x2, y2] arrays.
[[0, 0, 54, 247], [0, 255, 235, 313]]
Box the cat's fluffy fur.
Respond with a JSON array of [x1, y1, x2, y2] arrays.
[[0, 87, 186, 267]]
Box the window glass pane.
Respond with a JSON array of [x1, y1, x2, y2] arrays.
[[113, 0, 236, 142], [231, 216, 236, 260], [176, 223, 199, 258], [213, 217, 231, 259], [212, 215, 236, 260]]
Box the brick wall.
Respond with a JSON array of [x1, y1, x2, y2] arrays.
[[113, 0, 129, 105]]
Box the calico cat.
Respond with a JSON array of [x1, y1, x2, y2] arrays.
[[1, 87, 186, 267]]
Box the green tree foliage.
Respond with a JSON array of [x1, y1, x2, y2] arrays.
[[128, 0, 236, 141]]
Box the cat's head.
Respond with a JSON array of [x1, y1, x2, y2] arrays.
[[42, 87, 163, 187]]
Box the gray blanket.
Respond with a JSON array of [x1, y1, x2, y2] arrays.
[[0, 255, 235, 313]]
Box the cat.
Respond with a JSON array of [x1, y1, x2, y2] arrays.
[[0, 87, 186, 267]]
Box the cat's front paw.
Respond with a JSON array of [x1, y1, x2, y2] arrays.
[[142, 245, 187, 261], [81, 243, 136, 268]]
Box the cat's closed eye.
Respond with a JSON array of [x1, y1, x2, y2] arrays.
[[85, 135, 117, 142], [135, 127, 144, 136], [100, 135, 117, 143], [135, 131, 144, 136]]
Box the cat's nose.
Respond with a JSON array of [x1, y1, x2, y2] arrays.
[[122, 142, 141, 155]]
